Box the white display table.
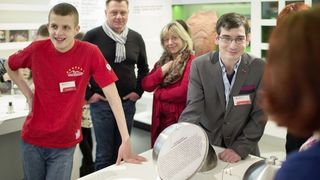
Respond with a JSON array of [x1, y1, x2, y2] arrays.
[[78, 146, 262, 180], [0, 94, 28, 135]]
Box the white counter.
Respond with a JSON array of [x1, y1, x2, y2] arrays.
[[0, 94, 28, 135], [78, 146, 262, 180]]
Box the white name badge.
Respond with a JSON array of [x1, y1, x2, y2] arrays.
[[59, 81, 76, 93], [233, 95, 251, 106]]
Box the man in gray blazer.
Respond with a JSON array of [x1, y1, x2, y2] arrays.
[[179, 13, 266, 163]]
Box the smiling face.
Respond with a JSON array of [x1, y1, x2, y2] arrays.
[[48, 13, 79, 53], [163, 34, 184, 57], [105, 1, 128, 33], [215, 26, 248, 62]]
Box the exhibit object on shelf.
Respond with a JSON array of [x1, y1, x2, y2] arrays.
[[0, 30, 6, 43], [153, 122, 217, 180], [7, 101, 14, 114], [0, 29, 38, 43], [186, 11, 218, 57], [9, 30, 29, 42]]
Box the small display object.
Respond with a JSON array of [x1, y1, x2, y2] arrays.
[[9, 30, 29, 42], [0, 30, 6, 43]]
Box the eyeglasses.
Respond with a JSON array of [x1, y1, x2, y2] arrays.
[[219, 36, 246, 45]]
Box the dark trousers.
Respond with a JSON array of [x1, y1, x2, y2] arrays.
[[90, 100, 135, 170], [79, 127, 94, 177]]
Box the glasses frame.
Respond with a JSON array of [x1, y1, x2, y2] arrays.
[[218, 35, 247, 45]]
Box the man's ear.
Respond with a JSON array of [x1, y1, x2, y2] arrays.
[[246, 34, 251, 46], [76, 25, 80, 33], [215, 34, 219, 45]]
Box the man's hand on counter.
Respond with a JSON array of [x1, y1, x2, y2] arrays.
[[218, 148, 241, 163], [116, 138, 147, 165]]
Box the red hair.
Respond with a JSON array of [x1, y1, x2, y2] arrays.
[[261, 6, 320, 136], [277, 3, 310, 24]]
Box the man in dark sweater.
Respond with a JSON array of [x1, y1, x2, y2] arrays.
[[83, 0, 149, 171]]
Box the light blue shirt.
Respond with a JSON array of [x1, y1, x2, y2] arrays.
[[219, 55, 241, 107]]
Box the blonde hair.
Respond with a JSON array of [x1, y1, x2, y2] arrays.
[[160, 21, 193, 52]]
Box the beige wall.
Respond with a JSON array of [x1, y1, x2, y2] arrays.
[[0, 0, 49, 58]]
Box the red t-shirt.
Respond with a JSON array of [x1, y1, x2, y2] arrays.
[[8, 39, 118, 148]]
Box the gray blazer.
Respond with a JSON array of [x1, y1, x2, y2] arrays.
[[179, 51, 266, 159]]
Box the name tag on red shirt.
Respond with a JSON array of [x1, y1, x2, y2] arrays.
[[59, 81, 76, 93]]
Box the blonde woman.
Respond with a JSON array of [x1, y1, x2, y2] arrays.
[[142, 21, 195, 146]]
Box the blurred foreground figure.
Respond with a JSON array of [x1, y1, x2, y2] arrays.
[[260, 6, 320, 180], [276, 2, 311, 155]]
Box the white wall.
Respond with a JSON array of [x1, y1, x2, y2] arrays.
[[0, 0, 171, 67], [127, 0, 172, 66], [50, 0, 172, 66]]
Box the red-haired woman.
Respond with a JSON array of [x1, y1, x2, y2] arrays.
[[260, 6, 320, 180], [276, 2, 311, 154]]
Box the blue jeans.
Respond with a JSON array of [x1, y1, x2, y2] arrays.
[[21, 140, 75, 180], [90, 100, 135, 170]]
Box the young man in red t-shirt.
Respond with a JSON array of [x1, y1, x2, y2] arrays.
[[5, 3, 145, 180]]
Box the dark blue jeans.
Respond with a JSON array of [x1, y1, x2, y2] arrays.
[[90, 100, 135, 170]]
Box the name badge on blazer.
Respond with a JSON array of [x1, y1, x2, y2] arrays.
[[233, 95, 251, 106]]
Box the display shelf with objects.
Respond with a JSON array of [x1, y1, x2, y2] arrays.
[[0, 1, 50, 57]]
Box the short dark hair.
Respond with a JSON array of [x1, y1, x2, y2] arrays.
[[216, 13, 250, 36], [48, 3, 79, 26], [106, 0, 128, 6], [36, 24, 49, 37]]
